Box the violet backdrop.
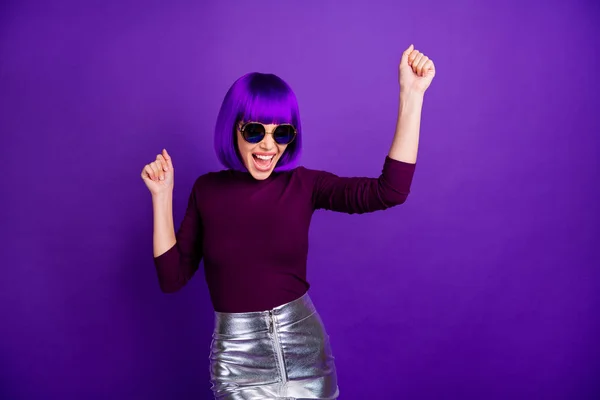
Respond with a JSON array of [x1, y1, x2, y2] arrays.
[[1, 0, 599, 399]]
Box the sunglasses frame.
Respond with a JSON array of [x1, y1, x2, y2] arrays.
[[237, 121, 297, 145]]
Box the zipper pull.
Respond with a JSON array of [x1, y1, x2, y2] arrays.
[[268, 310, 273, 333]]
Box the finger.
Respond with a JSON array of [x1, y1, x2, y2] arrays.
[[149, 163, 159, 181], [416, 55, 429, 76], [423, 59, 435, 75], [153, 161, 165, 181], [162, 149, 173, 169], [150, 162, 161, 181], [401, 44, 414, 64], [156, 154, 168, 172], [142, 165, 154, 180], [410, 52, 422, 68], [155, 161, 165, 181], [411, 53, 424, 72], [155, 156, 166, 180], [408, 50, 420, 66], [144, 164, 156, 181]]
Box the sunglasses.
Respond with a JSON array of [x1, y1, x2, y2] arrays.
[[238, 122, 297, 145]]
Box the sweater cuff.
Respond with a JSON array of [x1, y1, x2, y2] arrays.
[[382, 156, 416, 194], [153, 242, 179, 271]]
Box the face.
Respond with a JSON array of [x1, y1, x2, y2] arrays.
[[236, 123, 290, 180]]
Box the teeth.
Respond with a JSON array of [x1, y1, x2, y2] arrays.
[[255, 154, 274, 160]]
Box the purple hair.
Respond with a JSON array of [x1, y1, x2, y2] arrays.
[[214, 72, 303, 172]]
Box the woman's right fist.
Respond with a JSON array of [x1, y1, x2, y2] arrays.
[[141, 148, 174, 196]]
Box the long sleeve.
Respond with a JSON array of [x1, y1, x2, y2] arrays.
[[153, 182, 204, 292], [311, 156, 416, 214]]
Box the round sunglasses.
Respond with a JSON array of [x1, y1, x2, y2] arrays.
[[238, 122, 297, 145]]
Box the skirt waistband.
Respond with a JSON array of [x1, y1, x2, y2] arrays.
[[213, 291, 316, 336]]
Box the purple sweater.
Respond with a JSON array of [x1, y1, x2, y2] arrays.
[[153, 156, 416, 312]]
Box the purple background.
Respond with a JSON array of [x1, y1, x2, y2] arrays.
[[2, 1, 599, 399]]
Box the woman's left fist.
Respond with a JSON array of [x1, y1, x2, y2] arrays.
[[399, 44, 436, 94]]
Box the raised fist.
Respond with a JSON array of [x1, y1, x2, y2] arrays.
[[141, 148, 174, 196]]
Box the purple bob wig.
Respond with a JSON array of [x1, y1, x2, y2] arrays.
[[214, 72, 303, 172]]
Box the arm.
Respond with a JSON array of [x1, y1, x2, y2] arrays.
[[152, 182, 203, 293], [388, 93, 423, 164], [311, 45, 434, 214], [152, 192, 176, 257], [311, 157, 415, 214], [389, 43, 436, 164]]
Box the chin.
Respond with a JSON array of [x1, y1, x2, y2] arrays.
[[250, 170, 272, 180]]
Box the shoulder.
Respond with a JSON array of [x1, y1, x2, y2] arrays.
[[188, 169, 233, 193], [284, 165, 340, 195], [285, 165, 320, 185], [288, 165, 331, 179], [290, 165, 340, 185], [194, 169, 227, 183]]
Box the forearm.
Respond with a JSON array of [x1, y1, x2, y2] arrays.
[[152, 192, 176, 257], [388, 91, 424, 164]]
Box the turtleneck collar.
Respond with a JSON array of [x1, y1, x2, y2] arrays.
[[228, 168, 281, 183]]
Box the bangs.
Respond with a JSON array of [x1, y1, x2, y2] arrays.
[[237, 77, 298, 126]]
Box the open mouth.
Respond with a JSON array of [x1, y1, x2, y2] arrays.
[[252, 153, 275, 171]]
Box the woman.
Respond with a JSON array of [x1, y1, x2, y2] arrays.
[[141, 44, 435, 399]]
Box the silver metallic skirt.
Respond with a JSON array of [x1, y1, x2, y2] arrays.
[[209, 291, 339, 399]]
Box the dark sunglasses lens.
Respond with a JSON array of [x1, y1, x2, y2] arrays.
[[242, 123, 265, 143], [274, 125, 295, 144]]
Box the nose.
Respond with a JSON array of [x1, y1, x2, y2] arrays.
[[259, 133, 276, 150]]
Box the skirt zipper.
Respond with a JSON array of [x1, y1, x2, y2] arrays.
[[269, 310, 288, 384]]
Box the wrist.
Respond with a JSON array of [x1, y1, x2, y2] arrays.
[[398, 91, 424, 113], [152, 191, 173, 204], [399, 89, 425, 101]]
